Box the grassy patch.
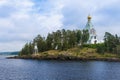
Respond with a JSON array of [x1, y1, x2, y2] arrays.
[[31, 47, 120, 59]]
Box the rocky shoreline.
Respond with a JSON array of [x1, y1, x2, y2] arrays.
[[7, 55, 120, 62], [7, 48, 120, 62]]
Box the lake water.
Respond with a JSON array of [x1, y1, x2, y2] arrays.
[[0, 56, 120, 80]]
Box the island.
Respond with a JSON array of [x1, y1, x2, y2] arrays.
[[7, 16, 120, 61]]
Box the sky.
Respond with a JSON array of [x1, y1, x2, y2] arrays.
[[0, 0, 120, 52]]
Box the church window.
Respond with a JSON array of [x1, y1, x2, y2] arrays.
[[94, 36, 96, 39]]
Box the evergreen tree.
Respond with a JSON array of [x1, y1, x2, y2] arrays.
[[76, 30, 82, 44], [46, 33, 53, 50], [104, 32, 120, 53], [34, 35, 47, 52], [82, 30, 89, 44], [19, 29, 90, 55]]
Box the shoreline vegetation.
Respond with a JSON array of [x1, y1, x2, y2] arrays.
[[7, 47, 120, 62], [8, 29, 120, 62]]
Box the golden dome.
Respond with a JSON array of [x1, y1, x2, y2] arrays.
[[88, 15, 92, 19]]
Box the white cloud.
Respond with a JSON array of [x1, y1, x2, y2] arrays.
[[0, 0, 120, 51], [0, 0, 8, 6], [0, 0, 63, 51]]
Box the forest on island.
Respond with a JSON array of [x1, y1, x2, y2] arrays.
[[19, 29, 120, 56], [20, 29, 89, 55]]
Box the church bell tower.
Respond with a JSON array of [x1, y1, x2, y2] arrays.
[[85, 15, 98, 44]]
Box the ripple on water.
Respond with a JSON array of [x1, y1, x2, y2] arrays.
[[0, 56, 120, 80]]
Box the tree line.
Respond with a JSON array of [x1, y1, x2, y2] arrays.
[[19, 29, 120, 56], [19, 29, 89, 55], [97, 32, 120, 54]]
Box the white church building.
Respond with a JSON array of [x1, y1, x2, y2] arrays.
[[85, 15, 99, 44]]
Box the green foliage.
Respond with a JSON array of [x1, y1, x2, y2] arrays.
[[96, 43, 105, 54], [82, 44, 106, 54], [81, 31, 120, 54], [76, 30, 82, 44], [33, 35, 47, 52], [19, 29, 89, 55], [104, 32, 120, 53], [82, 29, 89, 44], [19, 29, 120, 56], [116, 45, 120, 54], [19, 42, 34, 56], [83, 44, 98, 48]]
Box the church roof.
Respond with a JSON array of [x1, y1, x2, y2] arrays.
[[88, 15, 92, 20], [85, 20, 93, 30], [85, 15, 96, 35]]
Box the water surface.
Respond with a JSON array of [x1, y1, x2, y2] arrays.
[[0, 56, 120, 80]]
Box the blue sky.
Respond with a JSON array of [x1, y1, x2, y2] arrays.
[[0, 0, 120, 52]]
